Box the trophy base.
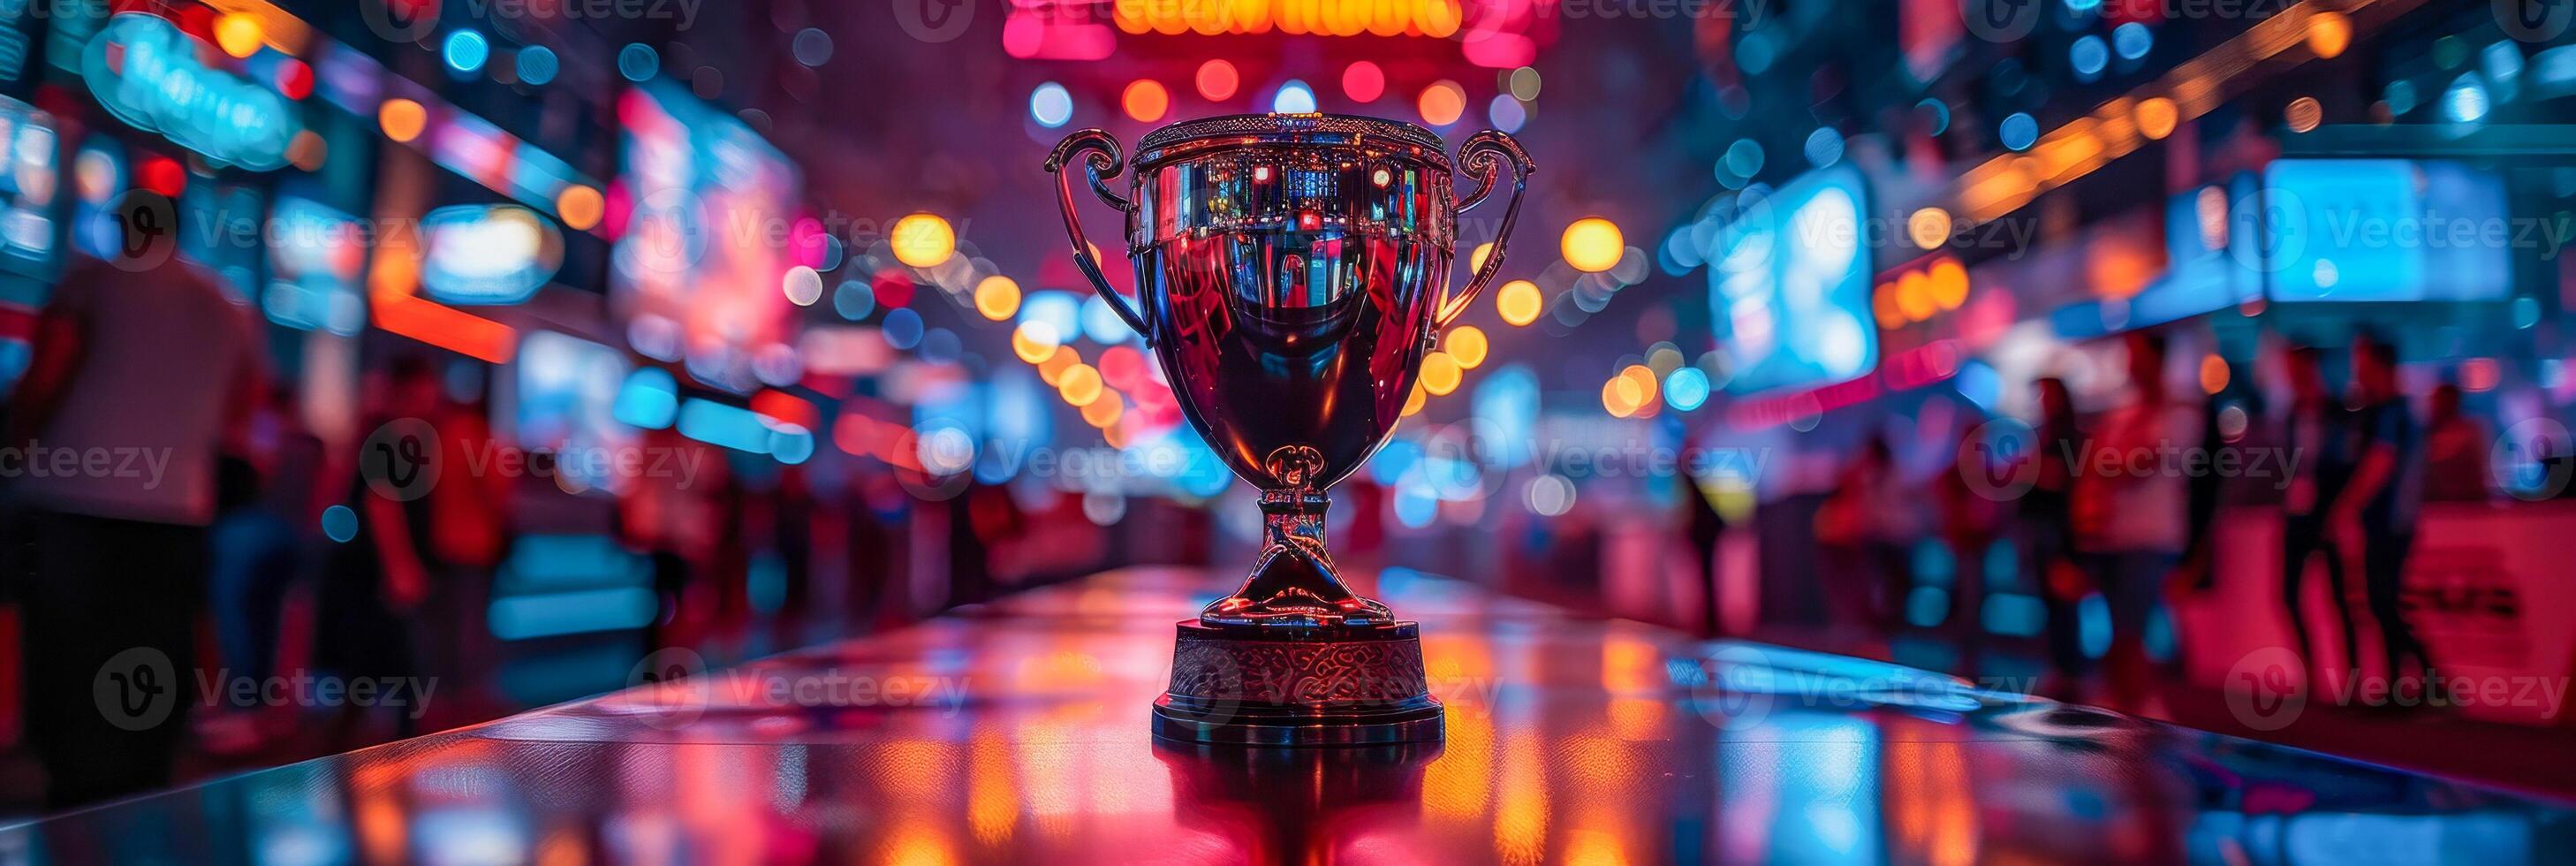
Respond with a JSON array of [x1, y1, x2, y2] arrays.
[[1151, 619, 1444, 747]]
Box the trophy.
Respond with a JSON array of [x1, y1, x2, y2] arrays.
[[1045, 114, 1532, 745]]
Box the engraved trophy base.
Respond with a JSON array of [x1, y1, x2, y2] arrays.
[[1151, 620, 1445, 747]]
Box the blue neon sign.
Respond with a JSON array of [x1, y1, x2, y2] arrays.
[[81, 13, 300, 171]]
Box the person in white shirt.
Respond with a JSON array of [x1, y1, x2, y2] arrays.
[[6, 219, 262, 806]]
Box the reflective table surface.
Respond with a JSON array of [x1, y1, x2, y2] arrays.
[[10, 567, 2572, 864]]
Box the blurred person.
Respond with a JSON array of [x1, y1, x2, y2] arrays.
[[2330, 333, 2435, 695], [201, 386, 325, 751], [418, 368, 506, 689], [1936, 418, 2005, 666], [1681, 467, 1728, 636], [1814, 437, 1920, 634], [841, 465, 904, 629], [4, 248, 263, 806], [2019, 377, 2089, 698], [619, 426, 729, 650], [2072, 331, 2201, 710], [2277, 345, 2359, 689], [769, 467, 816, 639], [199, 454, 301, 755], [317, 357, 441, 746], [2421, 383, 2491, 502]]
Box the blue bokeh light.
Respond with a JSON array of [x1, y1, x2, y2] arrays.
[[1031, 82, 1073, 128], [617, 43, 658, 82], [1273, 80, 1317, 114], [443, 30, 490, 74]]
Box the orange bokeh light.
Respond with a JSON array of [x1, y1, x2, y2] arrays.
[[1418, 80, 1465, 126], [1123, 80, 1171, 123]]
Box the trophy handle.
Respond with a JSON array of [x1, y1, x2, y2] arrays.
[[1437, 130, 1536, 330], [1042, 129, 1155, 346]]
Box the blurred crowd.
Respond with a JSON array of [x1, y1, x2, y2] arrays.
[[0, 254, 1137, 810], [1784, 329, 2501, 716]]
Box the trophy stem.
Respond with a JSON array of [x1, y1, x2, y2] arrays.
[[1199, 484, 1395, 628]]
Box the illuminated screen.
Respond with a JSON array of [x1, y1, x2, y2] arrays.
[[2262, 159, 2512, 302], [612, 81, 800, 393], [264, 195, 366, 335], [1709, 164, 1878, 395], [0, 94, 57, 286], [420, 203, 563, 306], [504, 330, 636, 489]]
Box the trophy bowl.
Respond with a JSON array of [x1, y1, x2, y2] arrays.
[[1047, 114, 1531, 745]]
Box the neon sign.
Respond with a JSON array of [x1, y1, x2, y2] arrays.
[[81, 12, 299, 171], [420, 204, 564, 306]]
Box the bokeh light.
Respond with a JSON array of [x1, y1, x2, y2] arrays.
[[1059, 363, 1105, 406], [1343, 61, 1386, 103], [517, 46, 559, 85], [617, 43, 658, 81], [1273, 80, 1317, 114], [1664, 367, 1711, 411], [1031, 82, 1073, 127], [1013, 321, 1062, 363], [555, 186, 603, 232], [379, 99, 428, 142], [1123, 80, 1171, 122], [890, 214, 956, 268], [974, 276, 1022, 321], [1038, 346, 1080, 385], [1489, 95, 1526, 133], [1561, 217, 1624, 272], [2307, 11, 2351, 59], [783, 266, 823, 306], [2000, 112, 2038, 150], [1907, 208, 1951, 249], [1421, 352, 1462, 395], [1081, 395, 1124, 428], [1418, 80, 1466, 126], [443, 30, 490, 74], [2137, 97, 2178, 139], [215, 13, 262, 58], [2286, 96, 2323, 133], [1195, 60, 1239, 100], [1496, 279, 1543, 326], [1447, 325, 1489, 368]]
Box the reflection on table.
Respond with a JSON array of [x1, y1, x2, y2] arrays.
[[11, 568, 2572, 864]]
